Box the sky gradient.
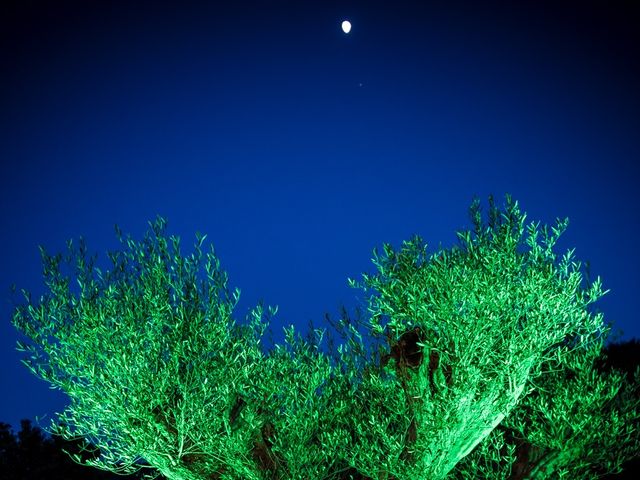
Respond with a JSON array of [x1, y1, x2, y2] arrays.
[[1, 0, 639, 433]]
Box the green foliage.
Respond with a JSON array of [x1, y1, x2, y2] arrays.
[[344, 194, 612, 479], [450, 336, 640, 480], [11, 197, 639, 480], [12, 217, 346, 479], [503, 335, 640, 479]]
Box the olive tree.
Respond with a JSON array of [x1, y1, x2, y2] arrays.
[[11, 196, 637, 480], [332, 195, 628, 479], [11, 218, 350, 480]]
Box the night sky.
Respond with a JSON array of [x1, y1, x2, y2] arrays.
[[1, 0, 639, 434]]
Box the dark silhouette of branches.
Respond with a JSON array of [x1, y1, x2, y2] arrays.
[[0, 419, 157, 480], [600, 338, 640, 479]]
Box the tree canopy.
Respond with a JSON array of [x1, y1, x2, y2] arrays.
[[11, 195, 640, 479]]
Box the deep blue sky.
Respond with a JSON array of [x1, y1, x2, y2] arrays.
[[1, 0, 638, 433]]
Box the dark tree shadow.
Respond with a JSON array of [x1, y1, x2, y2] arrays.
[[0, 419, 155, 480]]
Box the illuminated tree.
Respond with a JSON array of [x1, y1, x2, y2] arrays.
[[11, 196, 638, 480], [11, 218, 350, 480], [327, 195, 637, 480]]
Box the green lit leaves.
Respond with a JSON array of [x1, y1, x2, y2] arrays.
[[499, 335, 640, 478], [12, 216, 270, 478], [340, 195, 618, 479], [11, 202, 632, 480]]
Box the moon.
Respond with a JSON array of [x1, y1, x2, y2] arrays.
[[341, 20, 351, 34]]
